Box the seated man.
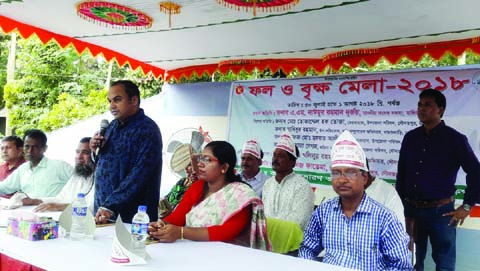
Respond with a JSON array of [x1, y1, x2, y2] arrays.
[[240, 139, 268, 197], [23, 137, 95, 213], [0, 136, 26, 198], [299, 130, 411, 270], [0, 129, 72, 199], [262, 133, 314, 230], [314, 159, 405, 225], [364, 160, 405, 225]]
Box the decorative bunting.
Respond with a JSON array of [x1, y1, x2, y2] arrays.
[[159, 1, 181, 28], [2, 15, 480, 81], [216, 0, 299, 16], [76, 1, 153, 30]]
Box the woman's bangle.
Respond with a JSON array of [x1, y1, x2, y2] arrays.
[[181, 227, 184, 240]]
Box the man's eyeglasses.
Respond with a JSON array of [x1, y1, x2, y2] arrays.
[[331, 170, 363, 180], [197, 155, 219, 165]]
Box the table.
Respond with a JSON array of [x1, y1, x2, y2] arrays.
[[3, 206, 478, 270], [0, 208, 354, 271]]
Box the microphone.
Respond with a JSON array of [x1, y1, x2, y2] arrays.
[[95, 119, 110, 156]]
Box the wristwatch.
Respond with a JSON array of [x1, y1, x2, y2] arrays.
[[462, 204, 472, 212]]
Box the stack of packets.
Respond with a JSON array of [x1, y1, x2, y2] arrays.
[[7, 212, 58, 241], [111, 216, 150, 265]]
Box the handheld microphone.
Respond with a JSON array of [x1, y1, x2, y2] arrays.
[[95, 119, 110, 156]]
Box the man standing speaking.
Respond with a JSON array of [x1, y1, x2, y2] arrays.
[[91, 80, 162, 224]]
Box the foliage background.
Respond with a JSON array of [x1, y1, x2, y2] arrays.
[[0, 34, 163, 136]]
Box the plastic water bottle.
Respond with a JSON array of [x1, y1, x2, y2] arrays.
[[131, 205, 149, 258], [70, 193, 92, 240]]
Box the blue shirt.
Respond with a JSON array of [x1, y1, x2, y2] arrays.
[[299, 194, 412, 271], [95, 109, 162, 223], [241, 169, 268, 198], [396, 121, 480, 206]]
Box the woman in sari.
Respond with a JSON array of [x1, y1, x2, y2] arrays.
[[148, 141, 270, 251]]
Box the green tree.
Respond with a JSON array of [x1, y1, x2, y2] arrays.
[[0, 34, 11, 109], [1, 35, 162, 135]]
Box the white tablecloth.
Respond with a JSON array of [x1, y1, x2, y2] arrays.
[[0, 207, 355, 271]]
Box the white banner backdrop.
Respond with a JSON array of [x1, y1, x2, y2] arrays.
[[228, 66, 480, 198]]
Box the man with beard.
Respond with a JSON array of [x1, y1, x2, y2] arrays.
[[240, 139, 268, 197], [25, 137, 96, 213], [262, 133, 314, 230]]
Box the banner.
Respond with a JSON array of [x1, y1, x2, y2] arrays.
[[228, 66, 480, 198]]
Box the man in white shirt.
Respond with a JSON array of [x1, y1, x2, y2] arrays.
[[27, 137, 95, 213], [0, 129, 72, 199], [364, 160, 405, 226], [262, 133, 314, 230], [240, 139, 268, 198]]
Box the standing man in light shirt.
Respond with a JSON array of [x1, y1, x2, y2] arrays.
[[262, 133, 314, 230], [23, 137, 95, 213], [240, 139, 268, 198], [0, 129, 72, 199], [300, 130, 411, 270]]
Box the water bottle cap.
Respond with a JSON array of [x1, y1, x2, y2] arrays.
[[77, 193, 85, 198], [138, 205, 147, 212]]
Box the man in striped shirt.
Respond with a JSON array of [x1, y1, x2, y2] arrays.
[[299, 130, 412, 270]]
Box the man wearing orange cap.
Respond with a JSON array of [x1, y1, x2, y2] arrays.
[[262, 133, 314, 230], [240, 139, 268, 197], [300, 130, 411, 270]]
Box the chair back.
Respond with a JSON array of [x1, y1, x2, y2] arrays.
[[266, 217, 303, 254]]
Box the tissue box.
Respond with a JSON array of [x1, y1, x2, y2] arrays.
[[7, 217, 58, 241]]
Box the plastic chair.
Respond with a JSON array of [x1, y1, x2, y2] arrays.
[[266, 217, 304, 254]]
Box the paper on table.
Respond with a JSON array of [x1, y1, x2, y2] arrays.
[[111, 216, 149, 265], [0, 192, 27, 210], [58, 204, 96, 238]]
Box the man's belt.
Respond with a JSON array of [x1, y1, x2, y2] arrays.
[[404, 196, 454, 209]]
